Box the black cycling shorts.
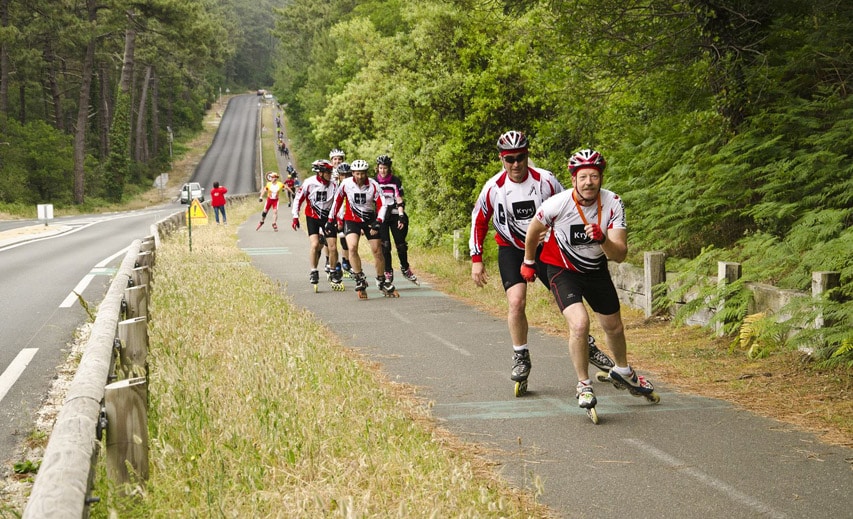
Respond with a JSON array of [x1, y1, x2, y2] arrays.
[[546, 265, 621, 315], [306, 216, 331, 237], [497, 245, 548, 291]]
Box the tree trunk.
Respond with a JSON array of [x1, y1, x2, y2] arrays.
[[73, 0, 98, 204], [150, 71, 158, 157], [44, 42, 64, 132], [119, 20, 136, 94], [0, 0, 9, 120], [99, 61, 110, 159], [134, 65, 151, 163]]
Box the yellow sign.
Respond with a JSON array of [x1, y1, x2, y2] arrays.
[[186, 199, 209, 226]]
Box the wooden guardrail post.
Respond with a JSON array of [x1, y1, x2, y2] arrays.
[[131, 265, 150, 288], [104, 377, 149, 490], [643, 252, 666, 317], [717, 261, 742, 335], [118, 317, 148, 379], [135, 250, 155, 269], [124, 285, 148, 319], [453, 229, 463, 261], [812, 271, 841, 328]]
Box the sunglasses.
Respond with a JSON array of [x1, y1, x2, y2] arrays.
[[502, 153, 528, 164]]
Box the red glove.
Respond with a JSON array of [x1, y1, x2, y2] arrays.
[[520, 260, 537, 282], [291, 218, 300, 231], [587, 224, 605, 243]]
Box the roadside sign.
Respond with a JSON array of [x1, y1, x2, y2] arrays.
[[185, 199, 208, 226]]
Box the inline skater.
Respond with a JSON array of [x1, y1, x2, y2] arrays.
[[522, 148, 657, 421], [292, 160, 343, 292], [375, 155, 418, 286], [257, 171, 285, 231], [470, 131, 613, 396], [333, 161, 354, 276], [328, 159, 394, 298]]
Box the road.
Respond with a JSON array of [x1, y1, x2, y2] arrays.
[[0, 93, 259, 467], [0, 210, 176, 462]]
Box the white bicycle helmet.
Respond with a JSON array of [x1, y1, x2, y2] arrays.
[[329, 148, 346, 160], [350, 159, 370, 171], [496, 130, 528, 151]]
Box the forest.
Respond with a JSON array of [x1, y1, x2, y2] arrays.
[[1, 0, 850, 364]]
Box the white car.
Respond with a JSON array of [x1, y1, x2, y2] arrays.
[[179, 182, 204, 204]]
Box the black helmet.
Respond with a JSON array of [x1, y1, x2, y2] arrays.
[[336, 162, 352, 176], [376, 155, 393, 167]]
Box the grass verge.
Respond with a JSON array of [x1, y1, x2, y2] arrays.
[[90, 200, 550, 518]]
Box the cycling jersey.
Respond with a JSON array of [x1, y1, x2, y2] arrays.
[[376, 174, 404, 216], [535, 188, 626, 273], [331, 177, 386, 223], [469, 167, 563, 262], [263, 181, 285, 200], [292, 174, 337, 221]]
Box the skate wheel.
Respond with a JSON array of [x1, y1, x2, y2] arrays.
[[586, 407, 599, 424], [514, 380, 528, 397], [646, 391, 661, 404], [313, 284, 319, 293], [595, 371, 610, 383], [357, 290, 368, 300]]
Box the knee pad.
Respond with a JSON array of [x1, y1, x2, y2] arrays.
[[382, 240, 392, 253], [261, 211, 268, 218]]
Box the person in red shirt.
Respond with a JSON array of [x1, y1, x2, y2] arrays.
[[210, 181, 228, 224]]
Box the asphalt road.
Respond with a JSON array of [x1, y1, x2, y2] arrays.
[[238, 218, 852, 518], [0, 209, 178, 464]]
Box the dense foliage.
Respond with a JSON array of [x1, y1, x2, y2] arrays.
[[0, 0, 271, 207], [272, 0, 852, 363]]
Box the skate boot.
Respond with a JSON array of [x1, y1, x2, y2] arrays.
[[401, 267, 420, 286], [354, 272, 368, 299], [511, 349, 532, 397], [342, 259, 352, 278], [329, 269, 345, 292], [380, 277, 399, 298], [588, 335, 615, 371], [602, 367, 660, 404], [272, 222, 278, 231], [309, 269, 319, 293], [256, 220, 265, 231], [576, 382, 599, 424]]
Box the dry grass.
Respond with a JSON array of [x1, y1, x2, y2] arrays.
[[409, 247, 853, 449], [91, 201, 551, 518]]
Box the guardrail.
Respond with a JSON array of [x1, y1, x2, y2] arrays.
[[21, 204, 192, 518]]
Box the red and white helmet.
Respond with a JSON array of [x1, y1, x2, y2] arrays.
[[568, 149, 606, 176], [311, 159, 334, 174], [496, 130, 528, 151]]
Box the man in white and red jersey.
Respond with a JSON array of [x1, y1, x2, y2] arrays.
[[470, 131, 614, 391], [292, 159, 343, 291], [328, 159, 394, 296], [522, 148, 656, 412]]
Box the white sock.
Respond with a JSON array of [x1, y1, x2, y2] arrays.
[[513, 345, 528, 352], [612, 365, 632, 376]]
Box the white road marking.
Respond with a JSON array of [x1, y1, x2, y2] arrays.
[[625, 438, 786, 519], [0, 348, 39, 403], [60, 246, 129, 308]]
